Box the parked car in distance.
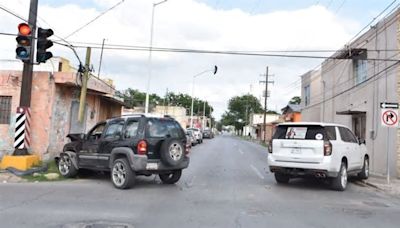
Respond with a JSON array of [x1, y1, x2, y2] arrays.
[[268, 122, 369, 191], [202, 129, 214, 139], [187, 127, 203, 144], [55, 114, 190, 189], [186, 130, 197, 146]]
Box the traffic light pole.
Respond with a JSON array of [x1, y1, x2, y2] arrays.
[[13, 0, 38, 156]]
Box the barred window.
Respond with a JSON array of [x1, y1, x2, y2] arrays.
[[0, 96, 12, 124]]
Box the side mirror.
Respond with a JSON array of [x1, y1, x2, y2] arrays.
[[359, 138, 366, 145]]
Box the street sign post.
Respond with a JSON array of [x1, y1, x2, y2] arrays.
[[380, 102, 399, 127], [380, 102, 398, 185]]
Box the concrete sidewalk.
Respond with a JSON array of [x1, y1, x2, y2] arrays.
[[362, 176, 400, 197], [0, 170, 26, 183]]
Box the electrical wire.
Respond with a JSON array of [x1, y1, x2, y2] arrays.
[[52, 41, 400, 62], [0, 4, 28, 23], [63, 0, 125, 40]]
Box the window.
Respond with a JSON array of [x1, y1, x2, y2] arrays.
[[88, 123, 106, 140], [166, 121, 183, 138], [338, 127, 358, 143], [273, 125, 327, 140], [147, 119, 168, 138], [125, 119, 139, 138], [354, 59, 367, 85], [325, 126, 337, 140], [304, 85, 310, 106], [0, 96, 12, 124], [104, 121, 124, 139]]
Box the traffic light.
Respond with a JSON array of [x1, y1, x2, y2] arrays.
[[16, 23, 32, 62], [36, 27, 54, 63]]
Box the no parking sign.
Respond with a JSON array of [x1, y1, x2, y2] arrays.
[[381, 102, 399, 128]]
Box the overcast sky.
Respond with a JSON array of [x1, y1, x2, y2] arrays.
[[0, 0, 396, 119]]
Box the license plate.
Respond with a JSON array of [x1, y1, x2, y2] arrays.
[[146, 163, 158, 170], [291, 148, 301, 154]]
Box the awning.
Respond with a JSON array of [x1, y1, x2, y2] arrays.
[[336, 110, 366, 115]]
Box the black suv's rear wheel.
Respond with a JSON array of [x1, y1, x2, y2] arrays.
[[159, 169, 182, 184], [111, 158, 135, 189], [58, 153, 78, 178], [160, 139, 185, 166]]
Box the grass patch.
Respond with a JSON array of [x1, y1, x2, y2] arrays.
[[22, 160, 67, 182]]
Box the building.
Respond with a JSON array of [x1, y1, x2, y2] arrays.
[[0, 57, 123, 160], [300, 9, 400, 177], [281, 104, 302, 122], [243, 113, 280, 140], [123, 105, 190, 129], [300, 69, 322, 122]]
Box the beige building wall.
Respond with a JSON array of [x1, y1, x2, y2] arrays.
[[301, 69, 322, 122]]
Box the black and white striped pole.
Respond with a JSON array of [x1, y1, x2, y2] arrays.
[[14, 107, 31, 150]]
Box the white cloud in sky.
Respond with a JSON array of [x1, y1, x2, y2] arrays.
[[0, 0, 360, 119]]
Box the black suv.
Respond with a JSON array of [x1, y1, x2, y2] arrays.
[[55, 114, 190, 189]]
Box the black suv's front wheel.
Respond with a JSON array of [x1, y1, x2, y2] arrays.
[[159, 169, 182, 184], [111, 158, 135, 189]]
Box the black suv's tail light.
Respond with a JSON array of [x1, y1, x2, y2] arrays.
[[137, 140, 147, 155], [324, 141, 332, 156]]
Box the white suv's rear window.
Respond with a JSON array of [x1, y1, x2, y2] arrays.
[[273, 125, 336, 140], [285, 127, 307, 139]]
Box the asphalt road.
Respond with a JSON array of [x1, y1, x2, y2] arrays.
[[1, 135, 400, 228]]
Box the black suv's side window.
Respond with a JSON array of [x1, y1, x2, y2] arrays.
[[88, 123, 106, 140], [104, 121, 124, 139], [125, 119, 139, 138], [166, 121, 181, 138], [148, 119, 168, 138]]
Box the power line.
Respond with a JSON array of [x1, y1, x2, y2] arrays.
[[0, 4, 28, 23], [302, 59, 400, 110], [63, 0, 125, 39]]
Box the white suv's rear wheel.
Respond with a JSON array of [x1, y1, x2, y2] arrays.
[[274, 172, 290, 184], [331, 162, 347, 191], [358, 157, 369, 180]]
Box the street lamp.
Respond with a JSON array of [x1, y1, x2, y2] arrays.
[[145, 0, 168, 114], [190, 65, 218, 128]]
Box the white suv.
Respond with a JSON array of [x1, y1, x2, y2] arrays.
[[268, 122, 369, 191]]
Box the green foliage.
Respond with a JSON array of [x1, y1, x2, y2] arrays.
[[22, 161, 67, 182], [117, 89, 214, 117], [116, 88, 163, 110], [221, 94, 263, 130], [289, 96, 301, 105]]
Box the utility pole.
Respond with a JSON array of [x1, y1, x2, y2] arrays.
[[259, 67, 274, 142], [78, 47, 92, 122], [203, 101, 206, 130], [13, 0, 38, 156], [97, 38, 105, 78]]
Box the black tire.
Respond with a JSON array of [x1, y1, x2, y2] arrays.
[[274, 172, 290, 184], [331, 162, 347, 191], [159, 170, 182, 184], [57, 153, 78, 178], [358, 157, 369, 180], [160, 139, 185, 166], [111, 158, 135, 189]]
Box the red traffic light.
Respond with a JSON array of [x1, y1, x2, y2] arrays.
[[18, 23, 31, 36]]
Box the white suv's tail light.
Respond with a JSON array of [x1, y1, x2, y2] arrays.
[[324, 141, 332, 156], [268, 141, 273, 153]]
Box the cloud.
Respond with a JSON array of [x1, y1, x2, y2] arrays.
[[0, 0, 359, 119]]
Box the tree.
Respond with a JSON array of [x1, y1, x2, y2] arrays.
[[221, 94, 263, 130], [116, 88, 162, 110], [289, 96, 301, 105], [166, 92, 213, 117]]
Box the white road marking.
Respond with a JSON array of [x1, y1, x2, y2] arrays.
[[250, 165, 265, 180], [238, 148, 244, 155]]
